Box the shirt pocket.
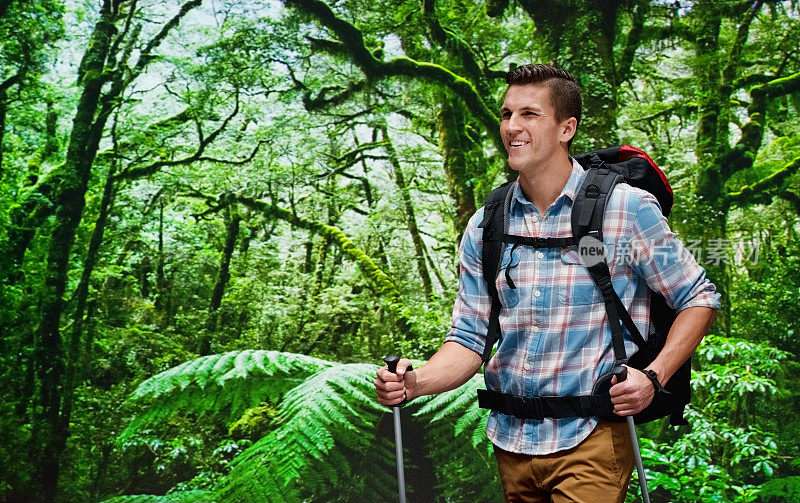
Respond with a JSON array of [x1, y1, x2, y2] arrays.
[[556, 246, 613, 305], [497, 246, 520, 308]]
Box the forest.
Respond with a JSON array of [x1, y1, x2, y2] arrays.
[[0, 0, 799, 501]]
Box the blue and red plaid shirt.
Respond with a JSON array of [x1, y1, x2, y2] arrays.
[[446, 159, 720, 455]]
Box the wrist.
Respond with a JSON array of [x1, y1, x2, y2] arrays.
[[404, 369, 419, 401], [642, 368, 671, 395]]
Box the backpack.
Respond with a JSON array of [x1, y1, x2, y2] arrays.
[[475, 145, 690, 426]]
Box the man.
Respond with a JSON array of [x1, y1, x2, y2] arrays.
[[374, 64, 719, 502]]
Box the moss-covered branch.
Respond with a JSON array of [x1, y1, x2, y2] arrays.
[[117, 92, 242, 180], [421, 0, 490, 97], [233, 195, 418, 339], [303, 79, 367, 111], [283, 0, 499, 137], [722, 71, 800, 176], [760, 71, 800, 98], [617, 1, 648, 82], [724, 156, 800, 208]]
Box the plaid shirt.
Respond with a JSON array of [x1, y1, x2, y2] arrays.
[[446, 159, 720, 455]]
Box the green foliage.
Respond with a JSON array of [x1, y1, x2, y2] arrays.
[[413, 375, 503, 502], [634, 335, 794, 502], [101, 490, 217, 503], [757, 476, 800, 502], [2, 0, 800, 501], [216, 362, 392, 502], [113, 353, 502, 502], [118, 351, 333, 443]]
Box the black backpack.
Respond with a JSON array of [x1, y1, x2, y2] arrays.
[[475, 145, 690, 426]]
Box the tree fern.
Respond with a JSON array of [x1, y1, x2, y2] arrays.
[[116, 353, 502, 502], [413, 375, 503, 502], [215, 362, 398, 502], [101, 490, 217, 502], [118, 350, 333, 443]]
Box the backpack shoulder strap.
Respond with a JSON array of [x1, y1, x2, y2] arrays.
[[478, 180, 515, 363], [571, 154, 623, 242], [571, 159, 648, 361]]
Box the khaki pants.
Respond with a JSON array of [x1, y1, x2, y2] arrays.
[[493, 420, 634, 503]]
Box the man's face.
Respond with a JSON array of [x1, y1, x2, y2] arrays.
[[500, 84, 573, 172]]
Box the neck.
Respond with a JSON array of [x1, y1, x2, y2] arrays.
[[517, 154, 573, 215]]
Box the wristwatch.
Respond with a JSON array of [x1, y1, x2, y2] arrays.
[[643, 369, 672, 396]]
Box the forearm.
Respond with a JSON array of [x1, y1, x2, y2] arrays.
[[646, 306, 716, 385], [408, 341, 483, 399]]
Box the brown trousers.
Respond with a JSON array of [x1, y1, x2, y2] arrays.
[[493, 420, 635, 503]]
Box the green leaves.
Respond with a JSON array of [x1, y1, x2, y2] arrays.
[[102, 490, 217, 503], [757, 476, 800, 502], [216, 362, 391, 502], [118, 350, 333, 443], [114, 351, 500, 502], [633, 333, 792, 502]]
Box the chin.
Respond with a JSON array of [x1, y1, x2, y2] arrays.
[[506, 157, 525, 172], [507, 158, 532, 173]]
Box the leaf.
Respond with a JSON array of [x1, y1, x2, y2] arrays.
[[117, 351, 334, 443], [215, 363, 395, 503]]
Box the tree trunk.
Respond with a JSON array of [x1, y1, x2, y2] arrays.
[[436, 94, 476, 240], [380, 125, 434, 299], [60, 164, 118, 457], [200, 208, 242, 355], [0, 85, 6, 177], [3, 134, 59, 288], [154, 199, 166, 311], [692, 1, 731, 335], [33, 2, 117, 497]]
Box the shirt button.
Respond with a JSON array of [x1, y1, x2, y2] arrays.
[[534, 290, 541, 297], [531, 215, 538, 223], [532, 326, 540, 333], [537, 252, 544, 259], [523, 362, 531, 370]]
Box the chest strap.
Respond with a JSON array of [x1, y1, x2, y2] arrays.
[[496, 235, 576, 248]]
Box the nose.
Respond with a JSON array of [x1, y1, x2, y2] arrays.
[[506, 113, 523, 133]]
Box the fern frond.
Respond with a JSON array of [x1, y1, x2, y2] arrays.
[[100, 490, 216, 503], [412, 374, 503, 502], [216, 363, 398, 503], [118, 351, 333, 443]]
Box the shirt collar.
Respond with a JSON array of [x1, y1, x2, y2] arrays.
[[510, 158, 586, 213]]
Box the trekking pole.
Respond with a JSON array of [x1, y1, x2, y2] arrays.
[[384, 355, 413, 503], [615, 365, 651, 503]]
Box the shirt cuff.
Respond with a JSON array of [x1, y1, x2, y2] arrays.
[[445, 327, 486, 358], [675, 290, 721, 313]]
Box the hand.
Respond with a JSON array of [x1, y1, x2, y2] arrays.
[[374, 358, 416, 406], [609, 365, 655, 416]]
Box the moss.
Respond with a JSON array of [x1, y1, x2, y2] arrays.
[[228, 402, 281, 441]]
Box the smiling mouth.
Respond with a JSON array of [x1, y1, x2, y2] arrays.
[[509, 141, 529, 147]]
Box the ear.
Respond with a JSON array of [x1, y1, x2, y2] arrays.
[[560, 117, 577, 144]]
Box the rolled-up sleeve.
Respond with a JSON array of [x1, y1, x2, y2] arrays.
[[445, 209, 491, 356], [628, 193, 721, 313]]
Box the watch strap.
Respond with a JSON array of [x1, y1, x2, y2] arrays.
[[644, 369, 672, 396]]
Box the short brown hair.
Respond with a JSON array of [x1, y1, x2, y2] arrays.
[[506, 64, 582, 147]]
